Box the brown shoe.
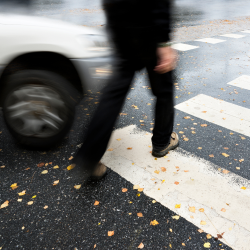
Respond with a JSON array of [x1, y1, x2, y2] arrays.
[[152, 132, 179, 158], [90, 162, 107, 180]]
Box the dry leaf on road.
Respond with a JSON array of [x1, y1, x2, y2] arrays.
[[199, 208, 204, 212], [94, 201, 99, 206], [133, 185, 140, 190], [137, 213, 143, 217], [41, 170, 48, 174], [222, 153, 229, 157], [174, 181, 179, 185], [27, 201, 33, 205], [37, 162, 45, 167], [241, 186, 247, 190], [127, 147, 132, 150], [107, 148, 113, 151], [53, 180, 59, 186], [209, 154, 214, 158], [161, 167, 166, 172], [108, 231, 114, 236], [138, 242, 144, 249], [74, 184, 81, 190], [222, 169, 230, 174], [154, 170, 160, 174], [53, 165, 59, 169], [18, 190, 26, 196], [69, 156, 73, 160], [200, 220, 206, 225], [198, 229, 204, 233], [172, 215, 180, 220], [150, 220, 159, 226], [221, 208, 226, 212], [44, 205, 48, 209], [204, 242, 211, 248], [10, 183, 18, 190], [189, 206, 196, 213], [201, 124, 207, 127], [0, 200, 9, 209], [138, 188, 144, 192], [122, 188, 128, 192], [175, 204, 181, 208], [67, 165, 75, 171], [206, 234, 212, 239]]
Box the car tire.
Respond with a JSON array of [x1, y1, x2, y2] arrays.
[[2, 70, 76, 149]]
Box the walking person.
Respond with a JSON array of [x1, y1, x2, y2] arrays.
[[72, 0, 179, 180]]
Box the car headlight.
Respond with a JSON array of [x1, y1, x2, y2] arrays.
[[76, 34, 111, 52]]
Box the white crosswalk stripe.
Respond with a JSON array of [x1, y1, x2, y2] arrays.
[[102, 125, 250, 250], [227, 75, 250, 90], [195, 38, 226, 44], [171, 43, 199, 51], [220, 34, 245, 38], [175, 94, 250, 137], [241, 30, 250, 33]]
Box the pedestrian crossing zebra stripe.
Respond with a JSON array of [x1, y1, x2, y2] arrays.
[[171, 43, 199, 51], [175, 94, 250, 137], [227, 75, 250, 90], [102, 125, 250, 250], [195, 38, 226, 44], [220, 34, 245, 39]]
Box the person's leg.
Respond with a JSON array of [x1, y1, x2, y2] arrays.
[[146, 59, 176, 152], [72, 64, 134, 175]]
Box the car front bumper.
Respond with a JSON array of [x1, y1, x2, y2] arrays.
[[70, 57, 114, 93]]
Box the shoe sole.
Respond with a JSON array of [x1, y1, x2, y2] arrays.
[[90, 168, 108, 181], [152, 141, 179, 158]]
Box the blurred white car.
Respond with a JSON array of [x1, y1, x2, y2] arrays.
[[0, 14, 113, 148]]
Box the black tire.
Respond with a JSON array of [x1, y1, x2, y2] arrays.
[[2, 70, 76, 149]]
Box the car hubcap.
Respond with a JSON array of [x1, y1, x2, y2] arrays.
[[5, 85, 67, 138]]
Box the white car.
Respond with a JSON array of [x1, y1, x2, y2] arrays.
[[0, 14, 113, 148]]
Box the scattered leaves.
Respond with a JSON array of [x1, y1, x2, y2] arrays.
[[69, 156, 73, 160], [183, 138, 189, 141], [27, 201, 33, 205], [204, 242, 211, 248], [137, 213, 143, 217], [209, 154, 214, 158], [94, 201, 99, 206], [199, 208, 205, 212], [174, 181, 179, 185], [200, 220, 206, 225], [241, 186, 246, 190], [0, 200, 9, 209], [67, 165, 75, 171], [44, 205, 48, 209], [150, 220, 159, 226], [18, 190, 26, 196], [161, 167, 166, 172], [74, 184, 81, 190], [201, 124, 207, 127], [239, 159, 244, 162], [206, 234, 212, 239], [10, 183, 18, 190], [189, 206, 196, 213], [53, 165, 59, 169], [37, 162, 45, 167], [222, 153, 229, 157], [241, 136, 246, 140], [175, 204, 181, 208], [198, 229, 204, 233], [53, 180, 59, 186], [154, 170, 160, 174], [172, 215, 180, 220], [133, 185, 140, 190], [108, 231, 114, 236], [138, 242, 144, 249], [41, 170, 48, 174], [122, 188, 128, 192]]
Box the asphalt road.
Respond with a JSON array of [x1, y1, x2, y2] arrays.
[[1, 1, 250, 249]]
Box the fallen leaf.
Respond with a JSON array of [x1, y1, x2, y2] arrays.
[[198, 229, 204, 233], [69, 156, 73, 160], [138, 188, 144, 192], [45, 163, 48, 167], [222, 169, 230, 174], [53, 165, 59, 169], [218, 130, 222, 132], [152, 200, 156, 203], [41, 170, 48, 174], [172, 215, 180, 220], [116, 138, 121, 141], [189, 206, 196, 213], [201, 124, 207, 127], [200, 220, 206, 225], [198, 147, 202, 150], [133, 185, 140, 190], [10, 183, 18, 190], [122, 188, 128, 192], [224, 147, 229, 150], [27, 201, 33, 205], [44, 205, 48, 209], [107, 148, 113, 151], [108, 231, 114, 236], [0, 200, 9, 209], [137, 193, 141, 197], [183, 138, 189, 141], [49, 162, 52, 165], [174, 181, 179, 185], [94, 244, 96, 248], [138, 242, 144, 249], [169, 228, 172, 232], [209, 154, 214, 158], [222, 153, 229, 157], [94, 201, 99, 206], [137, 213, 143, 217], [179, 131, 184, 134], [17, 199, 22, 202], [154, 170, 160, 174], [67, 165, 75, 171], [230, 132, 234, 135], [184, 116, 190, 119], [161, 167, 166, 172], [37, 162, 45, 167], [0, 165, 5, 168], [127, 147, 132, 150], [150, 220, 159, 226], [191, 131, 196, 134], [32, 195, 36, 199], [206, 234, 212, 239], [222, 118, 226, 120], [175, 204, 181, 208], [184, 170, 189, 172], [53, 180, 59, 186], [236, 167, 240, 170], [241, 186, 246, 190], [139, 120, 144, 123], [18, 190, 26, 196], [221, 208, 226, 212], [239, 159, 244, 162], [182, 243, 186, 246], [204, 242, 211, 248], [199, 208, 205, 212], [241, 136, 246, 140], [74, 184, 81, 189]]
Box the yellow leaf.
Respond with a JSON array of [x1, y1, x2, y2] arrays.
[[74, 184, 81, 190], [10, 183, 18, 190], [69, 156, 73, 160], [239, 159, 244, 162], [222, 153, 229, 157], [198, 147, 202, 150], [161, 167, 166, 172], [183, 138, 189, 141], [175, 96, 178, 98], [241, 136, 246, 140], [18, 190, 26, 196], [137, 212, 143, 217], [198, 229, 204, 233], [116, 138, 121, 141], [27, 201, 33, 205], [204, 242, 211, 248], [32, 195, 36, 199], [139, 120, 144, 123], [133, 185, 140, 190], [127, 147, 132, 150], [200, 220, 206, 225], [191, 131, 196, 134], [150, 220, 159, 226], [41, 170, 48, 174], [152, 200, 156, 203], [182, 243, 186, 246], [209, 154, 214, 158], [147, 103, 151, 105], [169, 244, 172, 248], [184, 116, 190, 119], [199, 208, 204, 212], [222, 169, 230, 174], [45, 163, 48, 166], [17, 199, 22, 202], [221, 208, 226, 212], [172, 215, 180, 220], [230, 132, 234, 135], [189, 206, 196, 213], [67, 165, 75, 171], [94, 201, 99, 206], [107, 148, 113, 151], [161, 180, 165, 184], [53, 180, 59, 186], [122, 188, 128, 192], [169, 228, 172, 232], [138, 242, 144, 249], [108, 231, 114, 236], [138, 188, 144, 192], [0, 200, 9, 209], [53, 165, 59, 169], [201, 124, 207, 127], [179, 131, 184, 134], [137, 193, 141, 197], [44, 205, 48, 209], [175, 204, 181, 208], [206, 234, 212, 239], [241, 186, 246, 190], [154, 170, 160, 174]]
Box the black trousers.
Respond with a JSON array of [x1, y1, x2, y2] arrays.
[[73, 53, 174, 173]]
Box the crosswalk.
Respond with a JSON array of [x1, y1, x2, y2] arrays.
[[101, 75, 250, 250]]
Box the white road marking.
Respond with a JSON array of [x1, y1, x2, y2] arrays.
[[171, 43, 199, 51], [220, 34, 245, 38], [227, 75, 250, 90], [241, 30, 250, 33], [175, 94, 250, 137], [102, 125, 250, 250], [195, 38, 226, 44]]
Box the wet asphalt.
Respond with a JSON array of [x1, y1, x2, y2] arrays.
[[1, 0, 250, 249]]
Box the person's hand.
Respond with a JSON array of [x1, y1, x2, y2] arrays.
[[154, 46, 178, 74]]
